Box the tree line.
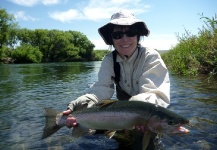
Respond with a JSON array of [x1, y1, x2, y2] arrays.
[[0, 8, 108, 64]]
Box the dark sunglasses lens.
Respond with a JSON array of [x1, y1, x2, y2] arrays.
[[112, 30, 137, 39], [126, 30, 137, 37], [111, 31, 123, 39]]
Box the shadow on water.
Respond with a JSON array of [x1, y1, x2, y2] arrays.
[[0, 62, 217, 150]]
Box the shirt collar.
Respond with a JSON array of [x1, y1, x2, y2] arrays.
[[116, 47, 139, 63]]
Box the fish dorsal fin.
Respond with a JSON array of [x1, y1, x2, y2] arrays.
[[97, 100, 118, 108]]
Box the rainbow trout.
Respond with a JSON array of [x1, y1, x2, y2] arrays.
[[42, 100, 189, 139]]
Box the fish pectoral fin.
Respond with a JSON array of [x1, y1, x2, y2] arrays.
[[72, 125, 95, 138], [97, 100, 118, 108], [104, 130, 116, 139], [142, 130, 151, 150]]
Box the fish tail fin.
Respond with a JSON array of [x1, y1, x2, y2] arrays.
[[42, 108, 62, 139]]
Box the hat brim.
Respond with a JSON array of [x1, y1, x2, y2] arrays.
[[98, 20, 150, 45]]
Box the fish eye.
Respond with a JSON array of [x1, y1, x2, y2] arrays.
[[168, 120, 176, 125]]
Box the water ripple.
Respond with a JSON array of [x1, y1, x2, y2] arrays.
[[0, 62, 217, 149]]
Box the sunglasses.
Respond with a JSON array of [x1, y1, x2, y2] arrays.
[[111, 29, 138, 40]]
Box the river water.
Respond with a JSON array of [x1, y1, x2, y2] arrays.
[[0, 62, 217, 150]]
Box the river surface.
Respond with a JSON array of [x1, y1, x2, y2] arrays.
[[0, 62, 217, 150]]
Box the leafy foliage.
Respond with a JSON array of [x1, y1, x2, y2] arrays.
[[15, 28, 95, 62], [0, 8, 18, 62], [11, 44, 43, 63], [0, 8, 18, 48], [161, 14, 217, 78], [93, 50, 111, 61], [0, 8, 107, 63]]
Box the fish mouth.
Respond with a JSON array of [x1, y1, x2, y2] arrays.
[[170, 125, 190, 134], [169, 119, 190, 134]]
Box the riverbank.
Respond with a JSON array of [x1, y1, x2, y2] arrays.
[[161, 14, 217, 79]]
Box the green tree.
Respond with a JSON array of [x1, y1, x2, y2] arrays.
[[16, 29, 95, 62], [1, 8, 96, 63], [0, 8, 18, 62], [16, 28, 35, 45], [67, 31, 95, 60], [0, 46, 8, 60], [0, 8, 17, 48], [12, 44, 43, 63]]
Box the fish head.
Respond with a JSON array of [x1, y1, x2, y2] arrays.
[[147, 106, 190, 134]]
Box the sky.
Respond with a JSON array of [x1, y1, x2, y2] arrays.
[[0, 0, 216, 50]]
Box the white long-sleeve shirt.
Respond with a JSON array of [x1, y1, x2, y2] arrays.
[[84, 46, 170, 108], [66, 46, 170, 146]]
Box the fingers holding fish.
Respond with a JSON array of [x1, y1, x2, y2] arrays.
[[134, 125, 147, 133], [62, 109, 77, 128], [66, 117, 77, 128], [63, 109, 72, 115]]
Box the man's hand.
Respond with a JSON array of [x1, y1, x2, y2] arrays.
[[63, 109, 77, 128]]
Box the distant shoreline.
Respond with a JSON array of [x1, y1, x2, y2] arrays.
[[157, 50, 169, 54]]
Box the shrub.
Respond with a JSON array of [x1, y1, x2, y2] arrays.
[[12, 44, 43, 63], [161, 14, 217, 78]]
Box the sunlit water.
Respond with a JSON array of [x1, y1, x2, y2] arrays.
[[0, 62, 217, 150]]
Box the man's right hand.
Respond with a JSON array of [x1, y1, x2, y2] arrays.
[[63, 109, 77, 128]]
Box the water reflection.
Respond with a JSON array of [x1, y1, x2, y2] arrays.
[[0, 62, 217, 150]]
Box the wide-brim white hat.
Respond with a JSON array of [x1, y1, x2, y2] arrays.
[[98, 9, 150, 45]]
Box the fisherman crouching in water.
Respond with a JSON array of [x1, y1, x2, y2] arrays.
[[63, 9, 170, 150]]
